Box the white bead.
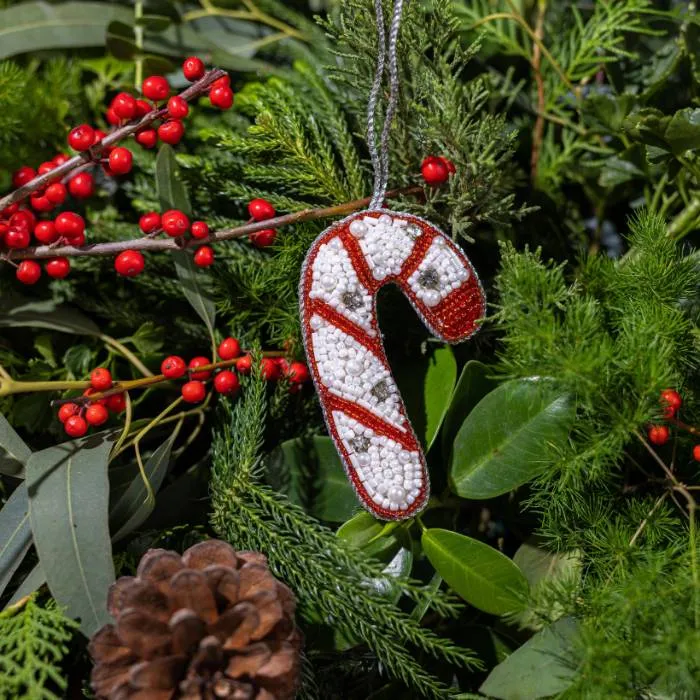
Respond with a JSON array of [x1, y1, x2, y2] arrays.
[[349, 220, 367, 237], [388, 485, 406, 503], [424, 290, 441, 307], [378, 214, 392, 226], [321, 274, 337, 290], [346, 360, 363, 375]]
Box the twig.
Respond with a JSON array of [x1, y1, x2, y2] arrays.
[[8, 185, 423, 261]]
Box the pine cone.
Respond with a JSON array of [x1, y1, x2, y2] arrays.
[[89, 540, 301, 700]]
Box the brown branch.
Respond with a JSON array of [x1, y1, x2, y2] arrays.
[[8, 185, 423, 261], [0, 68, 227, 213]]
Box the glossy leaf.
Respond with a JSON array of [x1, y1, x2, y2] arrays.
[[0, 413, 30, 478], [0, 484, 32, 597], [337, 511, 384, 548], [422, 528, 528, 615], [479, 617, 579, 699], [26, 431, 116, 636], [312, 436, 359, 522], [450, 379, 574, 499], [424, 346, 457, 450], [0, 299, 99, 336]]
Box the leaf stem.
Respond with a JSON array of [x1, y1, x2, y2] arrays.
[[99, 334, 154, 377]]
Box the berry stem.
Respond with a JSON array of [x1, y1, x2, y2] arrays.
[[99, 333, 154, 377], [9, 185, 423, 260], [0, 68, 227, 213], [667, 416, 700, 436]]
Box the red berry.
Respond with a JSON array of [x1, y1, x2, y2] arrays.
[[162, 210, 190, 237], [34, 221, 58, 244], [68, 124, 96, 151], [1, 203, 20, 217], [188, 356, 212, 380], [167, 96, 189, 120], [693, 445, 700, 462], [190, 221, 209, 239], [12, 166, 36, 188], [193, 245, 214, 267], [90, 367, 113, 391], [212, 75, 230, 89], [142, 75, 170, 101], [66, 230, 85, 247], [58, 403, 80, 423], [135, 128, 158, 149], [249, 228, 276, 248], [660, 389, 682, 418], [421, 155, 450, 186], [139, 212, 161, 234], [108, 147, 133, 175], [45, 257, 71, 279], [10, 210, 35, 230], [181, 380, 206, 403], [106, 392, 127, 413], [648, 425, 670, 446], [64, 414, 88, 438], [288, 361, 310, 383], [55, 212, 85, 238], [53, 153, 71, 166], [5, 227, 30, 249], [248, 198, 275, 221], [112, 92, 137, 120], [30, 195, 53, 213], [183, 56, 205, 81], [260, 357, 280, 381], [37, 161, 56, 177], [438, 156, 456, 174], [16, 260, 41, 285], [85, 403, 109, 426], [214, 370, 240, 396], [236, 355, 252, 374], [106, 107, 121, 126], [218, 337, 241, 361], [83, 388, 108, 406], [157, 120, 185, 145], [45, 182, 67, 204], [161, 355, 187, 379], [209, 86, 234, 110], [68, 172, 95, 199], [134, 99, 151, 117], [115, 249, 145, 277]]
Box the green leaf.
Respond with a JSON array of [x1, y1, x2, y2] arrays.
[[155, 144, 192, 216], [135, 14, 172, 32], [424, 346, 457, 450], [26, 431, 117, 636], [311, 436, 358, 522], [450, 379, 574, 500], [441, 361, 498, 459], [105, 19, 136, 60], [663, 108, 700, 154], [8, 563, 45, 607], [422, 528, 528, 615], [0, 413, 30, 478], [0, 1, 132, 59], [337, 511, 384, 548], [33, 334, 56, 368], [479, 617, 579, 699], [0, 300, 99, 336], [0, 484, 31, 597], [598, 145, 647, 187]]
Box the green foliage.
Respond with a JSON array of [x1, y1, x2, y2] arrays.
[[0, 596, 78, 700]]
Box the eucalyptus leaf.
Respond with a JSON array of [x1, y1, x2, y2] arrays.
[[0, 299, 99, 336], [450, 379, 574, 500], [26, 431, 117, 636], [422, 528, 528, 615], [7, 563, 45, 607], [0, 484, 32, 598], [0, 413, 30, 478], [135, 14, 172, 32]]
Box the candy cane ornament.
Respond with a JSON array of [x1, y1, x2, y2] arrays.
[[300, 210, 486, 520]]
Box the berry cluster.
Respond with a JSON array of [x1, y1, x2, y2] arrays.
[[646, 389, 700, 461], [247, 198, 277, 248], [420, 155, 456, 186]]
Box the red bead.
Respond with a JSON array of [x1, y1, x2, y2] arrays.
[[112, 92, 137, 120], [162, 210, 190, 237], [68, 172, 95, 199], [16, 260, 41, 285], [68, 124, 96, 151], [188, 356, 212, 380], [260, 357, 280, 381], [142, 75, 170, 101], [157, 120, 185, 145], [85, 403, 109, 426], [58, 403, 80, 423], [248, 198, 275, 221], [190, 221, 209, 239], [181, 380, 206, 403], [183, 56, 205, 81], [115, 249, 145, 277], [218, 337, 241, 360], [106, 392, 127, 413], [105, 107, 121, 126], [45, 257, 71, 279], [167, 96, 189, 120], [193, 245, 214, 267], [288, 361, 310, 383], [660, 389, 682, 418], [134, 99, 151, 117], [135, 128, 158, 149], [161, 355, 187, 379], [108, 147, 133, 175], [249, 228, 276, 248], [30, 195, 53, 213], [45, 182, 67, 204], [236, 355, 252, 374], [64, 415, 88, 437], [90, 367, 113, 391], [139, 212, 161, 234], [648, 425, 670, 446], [209, 86, 234, 110], [34, 221, 58, 244], [214, 370, 240, 396], [421, 156, 450, 186], [5, 227, 30, 249], [12, 166, 35, 188], [693, 445, 700, 462], [55, 212, 85, 238]]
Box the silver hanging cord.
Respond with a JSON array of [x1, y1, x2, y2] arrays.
[[367, 0, 405, 210]]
